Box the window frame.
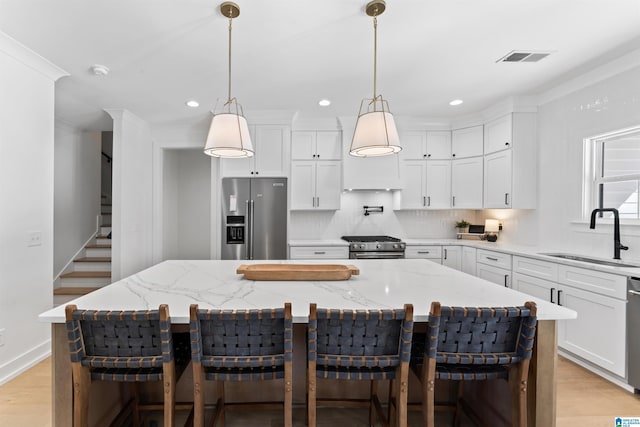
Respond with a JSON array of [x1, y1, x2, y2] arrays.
[[584, 125, 640, 222]]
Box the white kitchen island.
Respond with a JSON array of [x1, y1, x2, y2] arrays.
[[40, 259, 576, 426]]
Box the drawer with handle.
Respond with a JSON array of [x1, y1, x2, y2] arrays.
[[477, 249, 512, 270], [406, 245, 442, 259], [289, 246, 349, 260]]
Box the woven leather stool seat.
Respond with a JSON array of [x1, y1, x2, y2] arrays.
[[189, 303, 293, 427], [65, 304, 184, 427], [410, 301, 538, 427], [307, 303, 414, 427]]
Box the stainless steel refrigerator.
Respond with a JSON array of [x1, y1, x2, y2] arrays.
[[221, 177, 287, 260]]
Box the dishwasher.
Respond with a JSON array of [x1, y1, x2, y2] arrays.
[[629, 277, 640, 392]]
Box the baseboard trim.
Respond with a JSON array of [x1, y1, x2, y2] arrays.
[[0, 340, 51, 385], [558, 349, 634, 393]]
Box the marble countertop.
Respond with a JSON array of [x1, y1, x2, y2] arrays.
[[40, 259, 575, 324], [288, 239, 348, 247]]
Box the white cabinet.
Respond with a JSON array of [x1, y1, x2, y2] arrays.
[[484, 150, 512, 208], [400, 131, 451, 160], [442, 246, 462, 270], [476, 249, 512, 287], [289, 245, 349, 259], [292, 131, 342, 160], [451, 125, 483, 158], [406, 245, 442, 263], [451, 156, 483, 208], [399, 160, 451, 209], [221, 125, 290, 177], [512, 255, 627, 377], [484, 114, 512, 154], [482, 113, 536, 209], [290, 161, 341, 210], [461, 246, 476, 275]]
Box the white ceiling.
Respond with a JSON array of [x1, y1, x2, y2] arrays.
[[1, 0, 640, 131]]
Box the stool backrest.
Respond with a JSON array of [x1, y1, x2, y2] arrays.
[[65, 304, 173, 368], [426, 301, 537, 365], [190, 303, 292, 368], [308, 304, 414, 368]]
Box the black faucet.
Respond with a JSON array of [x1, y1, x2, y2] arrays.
[[589, 208, 629, 260]]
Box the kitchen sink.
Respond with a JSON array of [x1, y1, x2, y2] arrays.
[[539, 253, 640, 268]]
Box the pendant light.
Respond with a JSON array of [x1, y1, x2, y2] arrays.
[[349, 0, 401, 157], [204, 2, 254, 158]]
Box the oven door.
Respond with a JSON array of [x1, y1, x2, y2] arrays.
[[350, 251, 405, 260]]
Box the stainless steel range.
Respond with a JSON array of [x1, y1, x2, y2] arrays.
[[341, 235, 406, 259]]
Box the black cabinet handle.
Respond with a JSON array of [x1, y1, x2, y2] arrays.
[[550, 288, 556, 303], [557, 289, 563, 306], [505, 193, 509, 205], [505, 142, 510, 146], [427, 154, 431, 158], [452, 196, 456, 207], [423, 196, 426, 207], [486, 257, 499, 261], [423, 154, 427, 158], [427, 196, 431, 207], [444, 249, 448, 260], [504, 274, 509, 287], [452, 153, 456, 157], [250, 171, 254, 175]]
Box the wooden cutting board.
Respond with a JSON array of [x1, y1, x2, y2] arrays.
[[236, 264, 360, 281]]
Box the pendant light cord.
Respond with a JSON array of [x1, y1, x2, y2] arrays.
[[227, 14, 233, 104], [373, 15, 378, 106]]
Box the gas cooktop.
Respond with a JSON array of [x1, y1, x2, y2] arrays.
[[341, 235, 402, 243]]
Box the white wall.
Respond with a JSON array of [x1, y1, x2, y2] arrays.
[[107, 110, 154, 281], [54, 123, 101, 276], [0, 32, 67, 383], [290, 191, 477, 240], [491, 60, 640, 261], [162, 149, 211, 260]]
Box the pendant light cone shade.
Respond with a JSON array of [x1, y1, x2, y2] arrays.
[[204, 111, 253, 158], [350, 0, 401, 157], [204, 2, 254, 158]]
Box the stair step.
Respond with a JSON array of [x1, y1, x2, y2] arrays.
[[54, 287, 101, 296], [85, 244, 111, 249], [74, 257, 111, 263], [61, 271, 111, 279]]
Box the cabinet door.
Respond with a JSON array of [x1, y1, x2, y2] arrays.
[[512, 272, 555, 301], [220, 156, 254, 177], [558, 285, 626, 377], [461, 247, 476, 275], [315, 161, 342, 210], [426, 131, 451, 159], [291, 131, 315, 160], [442, 246, 462, 270], [399, 160, 426, 209], [315, 131, 342, 160], [484, 114, 512, 154], [425, 160, 451, 209], [484, 150, 512, 208], [290, 162, 316, 210], [254, 126, 287, 176], [477, 263, 511, 288], [451, 156, 483, 208], [399, 131, 427, 160], [451, 125, 483, 158]]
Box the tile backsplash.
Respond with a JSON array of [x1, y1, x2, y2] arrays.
[[290, 191, 478, 240]]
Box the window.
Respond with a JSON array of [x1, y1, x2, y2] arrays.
[[585, 126, 640, 220]]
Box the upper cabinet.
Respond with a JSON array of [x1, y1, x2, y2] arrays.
[[483, 113, 536, 209], [400, 131, 451, 160], [292, 131, 342, 160], [451, 125, 483, 158], [220, 125, 290, 177]]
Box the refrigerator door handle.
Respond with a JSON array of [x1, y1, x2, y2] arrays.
[[248, 200, 255, 260], [245, 200, 251, 260]]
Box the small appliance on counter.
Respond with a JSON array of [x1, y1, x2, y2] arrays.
[[341, 235, 406, 259], [457, 224, 485, 240]]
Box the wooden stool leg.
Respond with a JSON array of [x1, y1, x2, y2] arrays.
[[396, 364, 409, 427], [454, 381, 464, 427], [164, 360, 176, 427], [369, 380, 377, 427], [284, 360, 293, 427], [72, 364, 91, 427], [509, 362, 529, 427], [217, 382, 226, 427], [193, 362, 205, 427], [387, 379, 395, 427], [423, 362, 436, 427], [129, 382, 140, 427], [307, 361, 317, 427]]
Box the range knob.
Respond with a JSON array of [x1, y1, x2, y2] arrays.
[[376, 244, 381, 249], [393, 244, 399, 249]]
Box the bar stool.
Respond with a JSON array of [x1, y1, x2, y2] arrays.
[[410, 301, 538, 427], [189, 303, 293, 427], [307, 303, 414, 427], [65, 304, 181, 427]]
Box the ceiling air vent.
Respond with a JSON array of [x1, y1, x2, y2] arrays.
[[497, 50, 552, 63]]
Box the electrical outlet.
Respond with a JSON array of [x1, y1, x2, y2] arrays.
[[27, 231, 42, 247], [0, 328, 5, 347]]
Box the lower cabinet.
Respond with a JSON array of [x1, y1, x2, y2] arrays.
[[476, 249, 512, 287], [289, 246, 349, 260], [442, 246, 461, 270], [461, 246, 476, 275], [406, 245, 442, 263], [512, 256, 627, 378]]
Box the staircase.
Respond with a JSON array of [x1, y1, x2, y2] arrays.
[[53, 205, 112, 306]]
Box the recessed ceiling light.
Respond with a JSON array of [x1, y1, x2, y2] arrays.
[[318, 99, 331, 107], [449, 99, 463, 106], [186, 100, 200, 108]]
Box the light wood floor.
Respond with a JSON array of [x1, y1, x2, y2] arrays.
[[1, 356, 639, 426]]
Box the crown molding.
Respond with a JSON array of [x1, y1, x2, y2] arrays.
[[0, 31, 68, 81]]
